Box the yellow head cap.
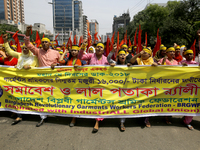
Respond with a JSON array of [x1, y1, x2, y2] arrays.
[[11, 45, 17, 48], [160, 46, 167, 51], [181, 45, 186, 48], [175, 46, 181, 49], [118, 50, 126, 55], [71, 45, 80, 51], [41, 38, 50, 43], [143, 48, 152, 55], [56, 47, 61, 51], [184, 49, 193, 55], [121, 44, 128, 49], [160, 44, 164, 48], [97, 43, 104, 49], [166, 47, 175, 52]]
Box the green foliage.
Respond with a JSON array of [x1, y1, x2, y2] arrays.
[[0, 23, 22, 40], [121, 0, 200, 48]]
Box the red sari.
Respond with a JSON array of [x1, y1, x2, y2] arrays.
[[4, 57, 18, 66], [174, 55, 183, 63]]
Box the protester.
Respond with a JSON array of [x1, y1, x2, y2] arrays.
[[78, 40, 108, 133], [174, 45, 183, 63], [24, 25, 61, 127], [52, 45, 83, 127], [180, 49, 199, 130], [158, 47, 178, 65], [107, 44, 131, 131], [0, 44, 18, 66], [3, 34, 39, 125], [130, 47, 157, 127], [88, 46, 95, 53], [0, 44, 6, 65], [130, 47, 157, 66], [154, 45, 167, 63]]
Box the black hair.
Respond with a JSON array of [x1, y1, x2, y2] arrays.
[[116, 49, 128, 65]]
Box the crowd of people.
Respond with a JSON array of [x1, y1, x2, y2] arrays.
[[0, 25, 199, 133]]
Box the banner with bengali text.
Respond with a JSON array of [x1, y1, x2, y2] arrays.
[[0, 65, 200, 118]]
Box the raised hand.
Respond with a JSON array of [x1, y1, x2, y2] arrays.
[[82, 39, 88, 46], [111, 44, 117, 53], [2, 34, 8, 43], [26, 25, 32, 36]]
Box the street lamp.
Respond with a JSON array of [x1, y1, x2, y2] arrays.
[[48, 1, 80, 44]]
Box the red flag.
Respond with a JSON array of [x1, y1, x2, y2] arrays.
[[137, 25, 142, 53], [145, 32, 147, 47], [35, 31, 41, 48], [87, 30, 92, 52], [9, 40, 13, 46], [124, 30, 127, 45], [190, 39, 196, 61], [0, 34, 4, 44], [153, 28, 161, 56], [94, 32, 98, 43], [119, 39, 124, 48], [66, 32, 72, 48], [12, 31, 22, 52], [128, 36, 131, 47], [134, 28, 137, 46], [117, 32, 119, 49], [73, 34, 76, 45], [87, 38, 91, 53], [106, 35, 110, 56], [78, 36, 83, 47], [12, 31, 19, 43], [111, 32, 115, 44], [42, 33, 45, 38], [12, 31, 21, 52], [55, 33, 59, 45], [16, 42, 21, 52], [98, 35, 102, 41]]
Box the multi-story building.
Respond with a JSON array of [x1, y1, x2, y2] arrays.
[[50, 0, 83, 44], [112, 11, 130, 36], [82, 15, 87, 39], [0, 0, 25, 24], [89, 19, 99, 42]]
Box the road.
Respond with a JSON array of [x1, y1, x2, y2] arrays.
[[0, 111, 200, 150]]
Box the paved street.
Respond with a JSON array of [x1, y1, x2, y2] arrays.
[[0, 111, 200, 150]]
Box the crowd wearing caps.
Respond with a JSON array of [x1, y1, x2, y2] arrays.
[[0, 25, 199, 132]]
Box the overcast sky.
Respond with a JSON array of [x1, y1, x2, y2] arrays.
[[24, 0, 175, 35]]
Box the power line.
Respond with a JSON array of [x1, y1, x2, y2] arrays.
[[129, 0, 146, 11]]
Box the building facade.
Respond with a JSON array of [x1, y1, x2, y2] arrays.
[[51, 0, 83, 44], [0, 0, 24, 24], [89, 19, 99, 42], [112, 12, 130, 35], [82, 15, 87, 39]]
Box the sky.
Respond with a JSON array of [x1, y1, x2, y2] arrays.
[[24, 0, 174, 35]]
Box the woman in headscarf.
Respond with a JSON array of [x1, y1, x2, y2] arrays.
[[130, 47, 157, 127], [78, 40, 108, 133], [0, 43, 18, 66], [158, 47, 179, 65], [153, 45, 167, 63], [107, 44, 131, 131], [3, 34, 38, 125], [174, 45, 183, 63], [130, 47, 157, 66]]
